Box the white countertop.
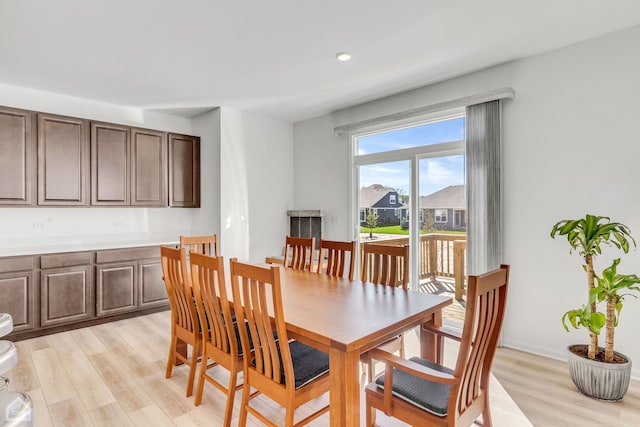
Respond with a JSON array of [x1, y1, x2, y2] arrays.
[[0, 233, 184, 257]]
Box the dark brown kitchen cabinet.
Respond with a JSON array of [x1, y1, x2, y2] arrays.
[[0, 104, 200, 209], [168, 133, 200, 208], [131, 128, 167, 206], [96, 262, 137, 317], [0, 256, 36, 333], [37, 113, 89, 206], [95, 246, 163, 314], [91, 122, 130, 205], [40, 252, 93, 327], [0, 245, 169, 340], [138, 258, 166, 308], [0, 106, 36, 205]]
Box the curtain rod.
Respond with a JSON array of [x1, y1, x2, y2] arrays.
[[333, 87, 514, 135]]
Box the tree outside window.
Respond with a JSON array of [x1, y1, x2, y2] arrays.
[[365, 208, 379, 239]]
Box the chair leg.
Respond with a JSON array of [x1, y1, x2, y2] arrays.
[[238, 382, 251, 427], [166, 334, 177, 378], [194, 353, 208, 406], [481, 405, 493, 427], [366, 394, 376, 426], [368, 359, 374, 384], [284, 406, 295, 427], [223, 369, 239, 427], [186, 342, 199, 397], [399, 334, 405, 359]]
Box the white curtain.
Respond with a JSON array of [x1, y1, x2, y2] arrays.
[[465, 100, 502, 275]]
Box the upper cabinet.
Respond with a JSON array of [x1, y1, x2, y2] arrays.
[[131, 128, 167, 207], [37, 113, 89, 206], [0, 105, 199, 208], [91, 122, 130, 206], [168, 133, 200, 208], [0, 106, 36, 205]]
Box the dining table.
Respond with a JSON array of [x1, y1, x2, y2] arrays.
[[274, 267, 452, 427]]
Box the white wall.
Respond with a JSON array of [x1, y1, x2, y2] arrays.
[[219, 108, 294, 262], [0, 84, 200, 251], [293, 25, 640, 377], [293, 115, 352, 241], [191, 108, 221, 238]]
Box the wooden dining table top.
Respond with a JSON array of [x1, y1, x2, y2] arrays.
[[275, 267, 452, 354]]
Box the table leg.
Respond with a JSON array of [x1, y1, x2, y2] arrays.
[[329, 347, 360, 427], [420, 310, 444, 363]]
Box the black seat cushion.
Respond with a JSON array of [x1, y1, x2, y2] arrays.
[[249, 340, 326, 389], [375, 356, 453, 417], [287, 340, 329, 389]]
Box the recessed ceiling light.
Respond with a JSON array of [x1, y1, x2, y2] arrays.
[[335, 51, 352, 62]]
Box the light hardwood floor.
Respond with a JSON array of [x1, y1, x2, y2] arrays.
[[4, 310, 639, 426]]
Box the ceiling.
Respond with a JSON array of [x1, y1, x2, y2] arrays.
[[1, 1, 639, 123]]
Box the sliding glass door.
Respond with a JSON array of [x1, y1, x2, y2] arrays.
[[353, 114, 466, 325]]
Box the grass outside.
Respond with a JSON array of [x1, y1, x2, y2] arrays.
[[359, 225, 466, 236]]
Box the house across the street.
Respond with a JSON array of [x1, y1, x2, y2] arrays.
[[359, 184, 407, 226], [419, 185, 466, 231]]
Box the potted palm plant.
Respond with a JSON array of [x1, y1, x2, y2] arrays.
[[551, 214, 640, 401]]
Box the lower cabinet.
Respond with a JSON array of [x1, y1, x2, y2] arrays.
[[97, 246, 168, 310], [0, 256, 36, 333], [0, 245, 169, 339], [96, 262, 137, 317], [41, 265, 93, 327], [138, 258, 166, 308]]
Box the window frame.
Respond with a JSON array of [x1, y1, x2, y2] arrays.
[[350, 111, 466, 290]]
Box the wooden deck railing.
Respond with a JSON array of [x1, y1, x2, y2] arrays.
[[363, 233, 467, 299]]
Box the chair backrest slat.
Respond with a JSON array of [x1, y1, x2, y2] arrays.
[[190, 252, 238, 356], [284, 236, 315, 272], [231, 260, 295, 389], [161, 246, 198, 333], [453, 264, 509, 415], [180, 235, 219, 257], [318, 239, 355, 280], [361, 243, 409, 289]]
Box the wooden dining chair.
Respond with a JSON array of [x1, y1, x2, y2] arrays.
[[317, 239, 355, 280], [365, 264, 510, 427], [160, 245, 201, 397], [230, 259, 330, 427], [190, 252, 246, 426], [360, 242, 410, 382], [180, 234, 219, 256], [361, 242, 409, 288], [283, 236, 316, 272]]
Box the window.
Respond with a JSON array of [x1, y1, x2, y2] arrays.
[[360, 209, 365, 222], [357, 116, 465, 155], [354, 113, 465, 296], [435, 209, 447, 223]]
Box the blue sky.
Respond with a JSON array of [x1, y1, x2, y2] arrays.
[[358, 117, 465, 196]]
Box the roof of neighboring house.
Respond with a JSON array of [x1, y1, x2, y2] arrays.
[[360, 184, 406, 209], [419, 185, 466, 210]]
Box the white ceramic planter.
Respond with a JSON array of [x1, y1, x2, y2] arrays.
[[566, 345, 632, 401]]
